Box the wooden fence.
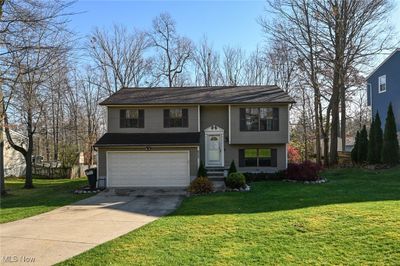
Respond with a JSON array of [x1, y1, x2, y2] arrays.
[[33, 164, 94, 179]]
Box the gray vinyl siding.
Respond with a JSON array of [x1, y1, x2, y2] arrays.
[[97, 146, 199, 184], [230, 105, 289, 144], [107, 106, 199, 133], [199, 106, 287, 171]]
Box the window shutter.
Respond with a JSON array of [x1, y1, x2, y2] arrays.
[[120, 109, 126, 128], [182, 109, 188, 127], [239, 149, 245, 167], [273, 108, 279, 131], [138, 109, 144, 128], [163, 109, 170, 128], [271, 149, 277, 167], [240, 108, 246, 131]]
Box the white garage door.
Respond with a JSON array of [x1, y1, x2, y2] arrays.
[[107, 151, 190, 187]]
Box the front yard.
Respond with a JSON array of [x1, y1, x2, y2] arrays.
[[61, 167, 400, 265], [0, 177, 91, 223]]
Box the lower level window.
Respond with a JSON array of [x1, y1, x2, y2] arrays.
[[239, 148, 277, 167]]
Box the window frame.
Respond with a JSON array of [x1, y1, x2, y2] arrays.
[[239, 148, 277, 167], [378, 75, 386, 93], [240, 107, 279, 131], [119, 109, 144, 128], [163, 108, 189, 128]]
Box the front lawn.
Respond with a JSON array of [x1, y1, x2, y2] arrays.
[[61, 167, 400, 265], [0, 177, 91, 223]]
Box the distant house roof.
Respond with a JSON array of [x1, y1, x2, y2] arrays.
[[100, 85, 295, 106], [94, 133, 200, 147], [366, 48, 400, 79]]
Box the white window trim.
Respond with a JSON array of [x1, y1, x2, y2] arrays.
[[378, 75, 386, 93]]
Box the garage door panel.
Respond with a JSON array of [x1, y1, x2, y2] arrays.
[[107, 151, 189, 187]]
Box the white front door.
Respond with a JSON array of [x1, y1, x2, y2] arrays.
[[206, 134, 223, 166]]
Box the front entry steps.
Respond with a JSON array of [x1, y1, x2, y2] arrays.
[[206, 167, 225, 181], [206, 167, 226, 191]]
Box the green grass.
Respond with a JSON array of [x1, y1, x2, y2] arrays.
[[62, 167, 400, 265], [0, 177, 92, 223]]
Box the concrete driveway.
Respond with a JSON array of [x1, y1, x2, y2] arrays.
[[0, 192, 183, 266]]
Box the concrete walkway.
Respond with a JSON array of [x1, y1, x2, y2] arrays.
[[0, 193, 183, 266]]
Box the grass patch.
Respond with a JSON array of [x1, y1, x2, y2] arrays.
[[0, 177, 91, 223], [61, 167, 400, 265]]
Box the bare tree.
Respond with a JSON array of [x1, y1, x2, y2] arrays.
[[148, 13, 193, 87], [221, 46, 245, 86], [261, 0, 326, 165], [261, 0, 394, 166], [1, 0, 72, 188], [313, 0, 394, 165], [267, 41, 297, 92], [88, 24, 152, 95], [193, 36, 221, 86], [243, 45, 272, 85]]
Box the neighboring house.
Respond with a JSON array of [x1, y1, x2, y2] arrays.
[[367, 48, 400, 133], [94, 86, 295, 188], [4, 130, 27, 177]]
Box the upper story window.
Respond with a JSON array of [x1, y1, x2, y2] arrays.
[[164, 108, 188, 128], [378, 75, 386, 93], [240, 108, 279, 131], [120, 109, 144, 128]]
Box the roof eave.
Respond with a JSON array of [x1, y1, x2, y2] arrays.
[[100, 101, 296, 106], [94, 143, 200, 147], [365, 48, 400, 80]]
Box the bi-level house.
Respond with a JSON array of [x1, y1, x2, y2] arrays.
[[94, 86, 295, 188], [367, 48, 400, 132]]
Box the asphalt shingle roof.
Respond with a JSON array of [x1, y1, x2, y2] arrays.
[[100, 85, 295, 105]]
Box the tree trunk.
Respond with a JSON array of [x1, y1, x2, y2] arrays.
[[24, 107, 34, 189], [314, 92, 321, 165], [24, 151, 33, 189], [340, 85, 346, 151], [330, 79, 340, 166], [0, 139, 5, 196], [0, 89, 5, 196]]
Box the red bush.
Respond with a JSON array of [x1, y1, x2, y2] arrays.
[[288, 145, 302, 163], [286, 161, 322, 181]]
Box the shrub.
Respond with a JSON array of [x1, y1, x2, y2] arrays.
[[225, 172, 246, 189], [243, 171, 285, 182], [351, 131, 360, 163], [367, 117, 376, 164], [228, 160, 237, 176], [288, 144, 302, 163], [286, 161, 322, 181], [382, 103, 399, 165], [188, 176, 213, 194], [197, 161, 207, 177], [357, 125, 368, 163]]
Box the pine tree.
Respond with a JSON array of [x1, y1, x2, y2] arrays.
[[197, 161, 208, 177], [351, 131, 360, 163], [228, 160, 237, 176], [374, 112, 383, 163], [357, 125, 368, 163], [382, 103, 399, 165], [367, 118, 376, 164]]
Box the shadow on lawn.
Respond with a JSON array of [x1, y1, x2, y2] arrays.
[[169, 167, 400, 216], [2, 168, 400, 218]]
